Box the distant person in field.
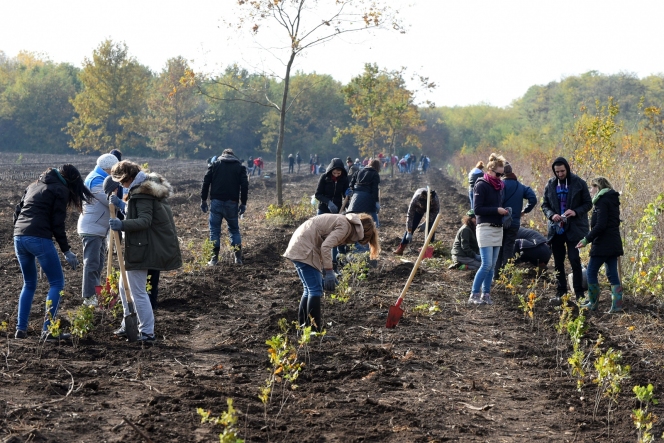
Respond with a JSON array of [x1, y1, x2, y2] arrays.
[[451, 210, 481, 270], [77, 153, 119, 308], [13, 164, 93, 340], [467, 161, 485, 209], [394, 188, 440, 256], [288, 153, 295, 174], [422, 155, 430, 173], [252, 157, 263, 177], [513, 227, 551, 269], [346, 156, 360, 179], [247, 156, 254, 175], [541, 156, 592, 306], [200, 148, 249, 266], [296, 152, 302, 173], [575, 177, 624, 313], [284, 213, 380, 332]]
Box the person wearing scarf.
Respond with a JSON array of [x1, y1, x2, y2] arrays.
[[468, 153, 509, 305]]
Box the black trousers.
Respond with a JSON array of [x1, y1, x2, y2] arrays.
[[550, 233, 583, 296], [494, 225, 520, 278], [147, 269, 160, 309]]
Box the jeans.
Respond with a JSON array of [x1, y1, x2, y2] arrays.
[[400, 212, 436, 245], [118, 269, 154, 335], [209, 199, 241, 249], [468, 187, 474, 209], [494, 225, 520, 278], [586, 256, 621, 286], [471, 246, 501, 294], [14, 236, 65, 332], [551, 233, 584, 295], [293, 261, 323, 298], [288, 163, 294, 173], [81, 235, 107, 299]]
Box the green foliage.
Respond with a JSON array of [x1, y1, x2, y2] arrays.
[[0, 321, 7, 333], [629, 194, 664, 296], [258, 333, 303, 407], [592, 347, 631, 424], [632, 384, 659, 443], [264, 196, 315, 226], [197, 398, 244, 443], [44, 299, 62, 339], [566, 309, 588, 391], [68, 305, 95, 340], [331, 251, 369, 303], [411, 301, 440, 316]]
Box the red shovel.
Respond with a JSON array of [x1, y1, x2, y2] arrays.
[[386, 213, 442, 328]]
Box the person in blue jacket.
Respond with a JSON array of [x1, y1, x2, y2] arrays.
[[467, 161, 485, 209]]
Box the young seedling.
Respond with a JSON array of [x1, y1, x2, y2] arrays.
[[632, 384, 659, 443], [68, 305, 95, 347], [411, 301, 441, 317], [0, 320, 9, 370], [331, 251, 369, 303], [592, 347, 631, 432], [197, 398, 244, 443], [566, 309, 588, 391]]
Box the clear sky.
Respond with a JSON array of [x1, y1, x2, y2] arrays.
[[2, 0, 662, 107]]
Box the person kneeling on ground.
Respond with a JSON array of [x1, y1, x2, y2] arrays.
[[513, 226, 552, 270], [450, 210, 481, 270], [283, 213, 380, 332], [394, 188, 440, 255]]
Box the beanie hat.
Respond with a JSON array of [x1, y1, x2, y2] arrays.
[[467, 209, 475, 217], [109, 149, 122, 161], [346, 156, 353, 163], [503, 162, 512, 174], [97, 153, 119, 171]]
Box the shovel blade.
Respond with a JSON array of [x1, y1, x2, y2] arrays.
[[385, 305, 404, 328], [125, 302, 140, 342]]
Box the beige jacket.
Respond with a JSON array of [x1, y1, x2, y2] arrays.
[[283, 213, 364, 271]]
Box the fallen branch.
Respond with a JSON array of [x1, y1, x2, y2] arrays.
[[124, 417, 154, 443]]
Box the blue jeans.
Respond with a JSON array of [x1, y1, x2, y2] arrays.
[[293, 261, 323, 298], [471, 246, 501, 294], [14, 236, 65, 332], [209, 199, 241, 249], [468, 188, 474, 209], [586, 256, 621, 286]]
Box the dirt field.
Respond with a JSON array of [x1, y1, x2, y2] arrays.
[[1, 153, 663, 442]]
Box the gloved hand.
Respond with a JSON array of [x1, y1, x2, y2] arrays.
[[200, 201, 208, 213], [109, 194, 126, 212], [324, 271, 337, 291], [405, 232, 413, 243], [344, 188, 353, 197], [327, 201, 339, 213], [238, 204, 246, 216], [109, 218, 124, 231], [102, 176, 120, 195], [63, 250, 78, 270], [375, 202, 380, 214]]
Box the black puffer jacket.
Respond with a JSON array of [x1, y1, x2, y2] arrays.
[[14, 169, 71, 253], [586, 189, 623, 257], [201, 153, 248, 204], [315, 158, 349, 213], [347, 166, 380, 213]]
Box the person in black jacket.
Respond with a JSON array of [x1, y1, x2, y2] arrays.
[[541, 157, 592, 305], [201, 149, 249, 265], [347, 159, 381, 225], [514, 227, 551, 269], [13, 165, 94, 340], [575, 177, 624, 313], [315, 158, 349, 215]]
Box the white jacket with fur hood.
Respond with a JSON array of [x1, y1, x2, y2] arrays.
[[283, 213, 364, 271]]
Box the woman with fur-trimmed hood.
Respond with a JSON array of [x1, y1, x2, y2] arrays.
[[108, 161, 182, 342]]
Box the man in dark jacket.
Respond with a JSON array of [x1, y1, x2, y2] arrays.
[[288, 154, 295, 174], [315, 159, 349, 215], [346, 156, 360, 179], [347, 159, 381, 226], [201, 149, 249, 265], [514, 227, 552, 268], [541, 157, 592, 304]]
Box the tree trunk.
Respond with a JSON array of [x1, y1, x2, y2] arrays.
[[276, 51, 296, 206]]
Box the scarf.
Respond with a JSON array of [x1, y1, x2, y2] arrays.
[[483, 172, 504, 191], [592, 187, 610, 205]]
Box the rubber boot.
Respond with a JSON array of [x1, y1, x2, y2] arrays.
[[607, 285, 624, 313], [298, 296, 308, 327], [307, 296, 322, 332], [207, 248, 219, 266], [579, 283, 600, 311], [394, 243, 406, 256], [234, 245, 243, 265]]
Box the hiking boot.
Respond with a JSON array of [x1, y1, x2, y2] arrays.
[[113, 326, 127, 337], [481, 293, 494, 305], [207, 255, 219, 266], [467, 292, 483, 305], [137, 332, 155, 342], [394, 244, 406, 256], [234, 251, 243, 265], [607, 285, 624, 313], [15, 329, 27, 339], [83, 295, 98, 307]]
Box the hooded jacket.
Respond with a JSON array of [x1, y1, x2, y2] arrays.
[[14, 169, 72, 253], [347, 165, 380, 214], [451, 223, 479, 259], [123, 172, 182, 271], [502, 174, 537, 228], [541, 157, 592, 243], [77, 166, 112, 237], [514, 227, 552, 265], [406, 188, 440, 231], [315, 158, 349, 213], [201, 153, 249, 204], [283, 213, 365, 271], [585, 189, 623, 257]]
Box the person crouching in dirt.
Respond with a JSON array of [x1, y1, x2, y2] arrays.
[[450, 210, 481, 270], [284, 213, 380, 331], [347, 159, 381, 228], [513, 227, 552, 271], [315, 158, 350, 271], [13, 164, 94, 340], [108, 161, 182, 342], [394, 188, 440, 255]]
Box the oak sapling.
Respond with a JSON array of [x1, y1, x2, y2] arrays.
[[592, 347, 630, 430], [68, 305, 95, 347], [197, 398, 244, 443], [632, 384, 659, 443]]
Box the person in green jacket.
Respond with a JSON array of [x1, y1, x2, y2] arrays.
[[450, 210, 481, 270]]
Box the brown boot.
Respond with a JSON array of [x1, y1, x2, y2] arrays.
[[394, 244, 406, 256]]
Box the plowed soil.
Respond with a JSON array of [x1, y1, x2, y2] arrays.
[[1, 153, 663, 442]]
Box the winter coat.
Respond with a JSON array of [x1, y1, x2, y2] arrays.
[[502, 175, 537, 228], [288, 155, 295, 166], [123, 172, 182, 271], [451, 224, 479, 259], [541, 157, 592, 243], [514, 227, 551, 265], [77, 166, 112, 237], [473, 178, 503, 226], [201, 153, 249, 204], [315, 158, 349, 214], [347, 163, 360, 178], [406, 188, 440, 231], [468, 168, 483, 189], [347, 166, 380, 214], [283, 213, 365, 271], [586, 189, 623, 257], [14, 169, 72, 253]]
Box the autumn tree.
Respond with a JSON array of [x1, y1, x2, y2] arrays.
[[67, 40, 151, 154]]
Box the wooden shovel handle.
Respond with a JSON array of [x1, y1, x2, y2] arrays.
[[109, 202, 134, 305], [107, 203, 115, 279]]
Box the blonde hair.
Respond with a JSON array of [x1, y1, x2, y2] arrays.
[[486, 153, 505, 171], [591, 176, 613, 190], [475, 161, 485, 170], [357, 213, 381, 259], [111, 160, 142, 184]]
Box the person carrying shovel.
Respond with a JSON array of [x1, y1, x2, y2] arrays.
[[394, 188, 440, 256], [108, 161, 182, 342]]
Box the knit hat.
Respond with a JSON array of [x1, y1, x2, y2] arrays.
[[467, 209, 475, 217], [503, 162, 512, 174], [97, 153, 119, 171], [346, 156, 353, 163], [109, 149, 122, 161]]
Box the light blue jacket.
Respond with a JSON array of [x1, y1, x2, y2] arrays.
[[77, 166, 111, 237]]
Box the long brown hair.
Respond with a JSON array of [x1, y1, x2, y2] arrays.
[[357, 213, 380, 259], [45, 164, 94, 211]]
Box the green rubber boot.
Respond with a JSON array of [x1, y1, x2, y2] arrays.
[[607, 285, 624, 313], [579, 283, 600, 311]]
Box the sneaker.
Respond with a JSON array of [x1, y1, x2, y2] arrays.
[[83, 295, 98, 307], [113, 326, 127, 337], [137, 332, 155, 342], [15, 329, 27, 339], [481, 293, 494, 305], [467, 293, 483, 305], [207, 256, 219, 266]]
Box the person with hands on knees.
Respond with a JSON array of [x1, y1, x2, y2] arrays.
[[575, 177, 624, 313], [200, 148, 249, 265], [284, 213, 380, 332], [13, 164, 94, 340], [108, 161, 182, 342], [394, 188, 440, 255]]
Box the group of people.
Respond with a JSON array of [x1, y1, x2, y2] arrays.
[[452, 153, 623, 313]]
